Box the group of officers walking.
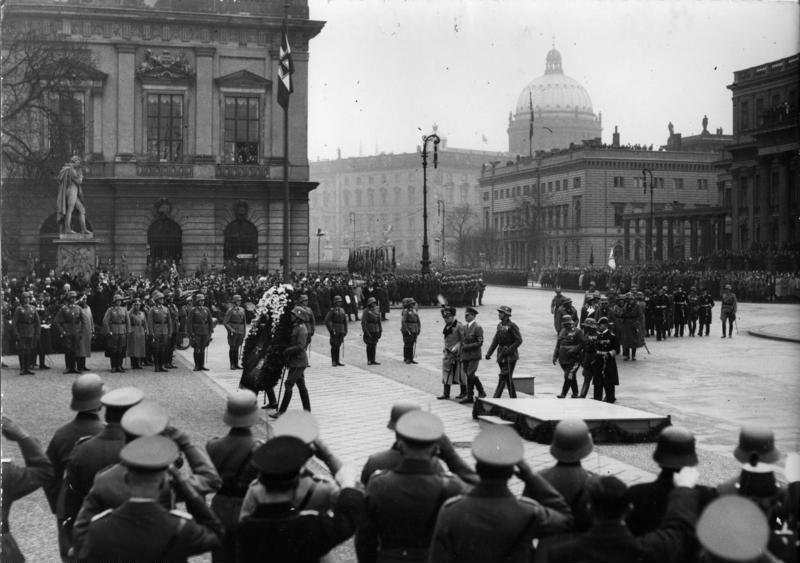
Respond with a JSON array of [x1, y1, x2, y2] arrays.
[[3, 372, 797, 563]]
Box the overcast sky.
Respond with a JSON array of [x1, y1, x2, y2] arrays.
[[306, 0, 799, 161]]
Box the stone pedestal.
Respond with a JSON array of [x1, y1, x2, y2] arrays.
[[54, 233, 97, 282]]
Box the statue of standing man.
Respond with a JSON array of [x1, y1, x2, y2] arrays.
[[57, 156, 91, 234]]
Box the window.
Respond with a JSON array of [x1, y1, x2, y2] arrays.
[[697, 179, 708, 190], [223, 96, 259, 163], [633, 178, 642, 189], [343, 191, 351, 206], [147, 94, 183, 162], [740, 100, 750, 130], [356, 177, 362, 185], [148, 218, 182, 260], [483, 192, 489, 201], [556, 180, 561, 191], [548, 182, 553, 192], [613, 176, 625, 188], [48, 91, 86, 157], [505, 188, 510, 198], [356, 190, 363, 206], [494, 190, 498, 200], [224, 219, 258, 260], [673, 178, 684, 189], [613, 204, 624, 227], [524, 185, 530, 195], [574, 177, 581, 190], [738, 177, 748, 208], [574, 197, 582, 229], [564, 179, 569, 190], [408, 186, 416, 204], [657, 178, 665, 189]]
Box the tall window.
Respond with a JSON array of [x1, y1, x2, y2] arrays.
[[613, 176, 625, 188], [740, 100, 750, 130], [48, 91, 86, 157], [574, 197, 582, 229], [147, 94, 183, 161], [224, 219, 258, 260], [148, 218, 182, 260], [613, 204, 624, 227], [224, 96, 259, 163]]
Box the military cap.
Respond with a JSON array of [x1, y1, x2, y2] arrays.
[[120, 435, 179, 471], [271, 410, 319, 443], [561, 314, 574, 323], [252, 435, 312, 477], [395, 410, 444, 443], [550, 418, 593, 463], [66, 291, 77, 299], [583, 318, 598, 327], [555, 287, 562, 293], [465, 307, 478, 316], [733, 424, 779, 464], [297, 294, 309, 303], [223, 389, 259, 428], [151, 291, 164, 301], [232, 294, 242, 302], [387, 401, 421, 430], [442, 306, 456, 316], [598, 316, 609, 324], [121, 400, 169, 437], [697, 496, 769, 562], [497, 305, 512, 316], [652, 426, 697, 469], [599, 295, 609, 301], [562, 297, 573, 304], [588, 281, 596, 286], [21, 291, 31, 299], [724, 283, 732, 290], [366, 297, 377, 306], [333, 295, 343, 304], [401, 297, 412, 307], [112, 293, 123, 302], [70, 373, 105, 411], [101, 386, 144, 409], [472, 425, 524, 467]]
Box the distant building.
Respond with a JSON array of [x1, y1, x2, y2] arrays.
[[507, 46, 602, 156], [723, 53, 799, 250], [308, 131, 509, 267], [1, 0, 324, 277]]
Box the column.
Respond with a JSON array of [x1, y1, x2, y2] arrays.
[[758, 158, 771, 245], [701, 216, 712, 257], [690, 218, 698, 260], [777, 156, 789, 244], [195, 47, 216, 161], [645, 217, 653, 262], [655, 218, 664, 261], [718, 214, 727, 252], [666, 218, 674, 260], [116, 45, 136, 159], [623, 219, 631, 260]]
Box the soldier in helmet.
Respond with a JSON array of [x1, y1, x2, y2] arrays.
[[361, 297, 382, 365], [651, 286, 670, 341], [400, 297, 420, 364], [697, 287, 714, 337], [485, 305, 523, 399], [720, 283, 738, 338], [188, 293, 213, 371], [553, 315, 584, 398], [323, 295, 348, 367], [12, 290, 41, 375], [53, 290, 87, 374], [223, 295, 247, 370], [672, 285, 688, 338], [271, 307, 311, 418], [102, 293, 130, 373], [147, 291, 173, 372]]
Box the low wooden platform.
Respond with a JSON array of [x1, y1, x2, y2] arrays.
[[473, 398, 670, 444]]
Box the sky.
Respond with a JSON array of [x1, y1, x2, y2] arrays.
[[306, 0, 799, 161]]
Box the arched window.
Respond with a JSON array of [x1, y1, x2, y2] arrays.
[[39, 213, 94, 270], [148, 218, 182, 261], [224, 219, 258, 261]]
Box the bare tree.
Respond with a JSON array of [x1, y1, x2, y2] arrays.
[[444, 202, 478, 267]]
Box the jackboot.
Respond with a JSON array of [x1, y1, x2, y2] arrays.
[[557, 378, 571, 398], [579, 376, 592, 398], [437, 384, 451, 400]]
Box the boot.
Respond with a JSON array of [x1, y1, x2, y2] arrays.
[[20, 354, 33, 375], [455, 384, 467, 400], [193, 351, 202, 371], [331, 348, 337, 367], [579, 376, 592, 398], [334, 347, 344, 366], [557, 377, 571, 398], [437, 384, 451, 400]]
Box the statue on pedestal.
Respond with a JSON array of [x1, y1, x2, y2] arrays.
[[56, 156, 92, 235], [702, 115, 709, 134]]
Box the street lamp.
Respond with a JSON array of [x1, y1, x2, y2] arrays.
[[642, 168, 656, 263], [315, 228, 325, 273], [420, 131, 440, 275], [437, 199, 446, 268]]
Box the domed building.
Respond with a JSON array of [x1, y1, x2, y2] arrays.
[[507, 46, 602, 155]]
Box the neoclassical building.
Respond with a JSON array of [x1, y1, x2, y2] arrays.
[[1, 0, 324, 277], [507, 46, 602, 156]]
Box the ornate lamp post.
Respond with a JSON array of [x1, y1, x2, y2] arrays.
[[420, 132, 440, 274], [642, 168, 655, 263], [315, 228, 325, 273]]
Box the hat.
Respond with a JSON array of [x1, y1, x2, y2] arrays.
[[366, 297, 377, 306], [599, 295, 609, 301], [697, 496, 769, 562], [583, 318, 598, 327], [120, 435, 179, 470], [442, 306, 456, 316], [387, 401, 421, 430], [561, 314, 574, 323], [395, 411, 444, 444], [652, 426, 698, 469], [465, 307, 478, 316], [195, 293, 206, 301], [562, 297, 572, 304], [550, 418, 593, 463], [401, 297, 412, 307], [112, 293, 123, 302], [66, 291, 77, 299], [598, 316, 609, 324], [271, 410, 319, 443], [589, 281, 596, 286], [101, 386, 144, 409], [21, 291, 31, 298], [121, 400, 169, 437], [151, 291, 164, 301], [70, 373, 105, 411], [232, 294, 242, 302], [724, 284, 732, 290], [297, 294, 309, 303], [497, 305, 512, 316], [472, 425, 524, 467], [733, 425, 780, 464], [333, 295, 343, 304], [252, 435, 312, 477], [223, 390, 259, 428]]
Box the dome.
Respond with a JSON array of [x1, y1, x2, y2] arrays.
[[515, 48, 594, 115]]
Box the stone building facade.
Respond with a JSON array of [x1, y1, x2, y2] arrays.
[[1, 0, 324, 277], [308, 137, 509, 268]]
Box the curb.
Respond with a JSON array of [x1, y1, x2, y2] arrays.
[[747, 327, 800, 344]]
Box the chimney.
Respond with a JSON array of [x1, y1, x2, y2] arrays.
[[612, 126, 620, 148]]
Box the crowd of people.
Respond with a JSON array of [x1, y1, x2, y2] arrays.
[[3, 378, 798, 563]]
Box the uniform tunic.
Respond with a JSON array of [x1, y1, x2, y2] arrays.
[[148, 304, 173, 351], [594, 328, 620, 386], [361, 308, 382, 343], [324, 306, 348, 345], [53, 303, 86, 354], [486, 319, 523, 376], [12, 304, 40, 353], [442, 320, 463, 385], [127, 309, 147, 358], [78, 304, 93, 358], [459, 320, 484, 379], [223, 305, 247, 349], [102, 305, 130, 354]]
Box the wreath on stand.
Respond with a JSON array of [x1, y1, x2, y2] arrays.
[[238, 284, 296, 402]]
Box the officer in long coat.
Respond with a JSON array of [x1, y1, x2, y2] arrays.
[[324, 295, 348, 367], [697, 288, 714, 337], [273, 307, 311, 416], [438, 306, 463, 401], [553, 315, 584, 398], [361, 297, 382, 365], [429, 425, 574, 563], [147, 291, 173, 372], [459, 307, 486, 404], [618, 293, 644, 361], [651, 287, 670, 341], [53, 291, 86, 374], [485, 305, 523, 399], [102, 293, 130, 373], [222, 294, 247, 370], [127, 299, 147, 368], [188, 293, 214, 371], [686, 286, 700, 337], [594, 317, 620, 403], [76, 294, 93, 371], [400, 298, 420, 364], [12, 291, 40, 375]]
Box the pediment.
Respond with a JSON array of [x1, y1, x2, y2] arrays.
[[215, 70, 271, 90], [136, 50, 195, 85]]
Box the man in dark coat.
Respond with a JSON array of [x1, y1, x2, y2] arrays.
[[553, 315, 584, 398], [222, 295, 247, 370], [361, 297, 382, 365], [459, 307, 486, 404], [720, 283, 738, 339], [485, 305, 523, 399], [400, 298, 420, 364], [324, 295, 348, 367], [188, 293, 214, 371], [102, 293, 130, 372], [594, 317, 619, 403], [273, 307, 311, 417], [11, 291, 40, 375], [53, 290, 86, 374], [697, 288, 714, 337]]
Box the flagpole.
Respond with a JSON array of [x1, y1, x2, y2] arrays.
[[283, 96, 290, 283]]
